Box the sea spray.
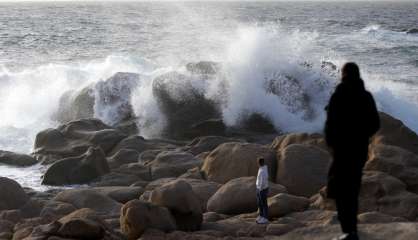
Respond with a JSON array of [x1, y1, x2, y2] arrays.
[[0, 56, 152, 153], [0, 25, 417, 154], [209, 24, 335, 132]]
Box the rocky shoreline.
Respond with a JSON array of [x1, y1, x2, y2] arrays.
[[0, 110, 417, 240]]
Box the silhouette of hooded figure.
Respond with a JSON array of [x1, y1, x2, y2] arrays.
[[325, 62, 380, 240]]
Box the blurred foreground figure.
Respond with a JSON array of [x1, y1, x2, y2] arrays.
[[325, 62, 380, 240]]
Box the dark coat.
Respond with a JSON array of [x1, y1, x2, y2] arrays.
[[325, 80, 380, 198], [325, 80, 380, 152]]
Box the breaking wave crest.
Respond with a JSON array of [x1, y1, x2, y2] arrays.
[[0, 24, 417, 153]]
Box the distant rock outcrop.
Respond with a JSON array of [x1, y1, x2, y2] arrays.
[[186, 61, 220, 75], [0, 150, 36, 167], [54, 72, 140, 128], [406, 28, 418, 34], [152, 71, 221, 139], [42, 147, 110, 185], [33, 118, 126, 164]]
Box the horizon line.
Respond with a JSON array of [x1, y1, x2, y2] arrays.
[[1, 0, 418, 2]]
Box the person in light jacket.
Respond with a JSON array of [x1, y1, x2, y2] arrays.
[[256, 157, 269, 224]]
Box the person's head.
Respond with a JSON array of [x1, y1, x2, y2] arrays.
[[341, 62, 360, 83], [257, 157, 265, 167], [341, 62, 364, 89]]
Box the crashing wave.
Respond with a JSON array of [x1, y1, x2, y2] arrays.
[[0, 24, 418, 152]]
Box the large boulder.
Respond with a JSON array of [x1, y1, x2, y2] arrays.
[[313, 171, 418, 220], [0, 177, 29, 211], [183, 136, 244, 155], [22, 208, 123, 240], [365, 144, 418, 194], [42, 147, 110, 185], [90, 186, 144, 204], [120, 200, 176, 240], [54, 86, 95, 123], [108, 135, 178, 161], [93, 72, 139, 125], [372, 112, 418, 155], [207, 176, 287, 215], [144, 178, 177, 191], [40, 201, 77, 220], [152, 71, 220, 139], [180, 178, 222, 212], [90, 172, 144, 187], [147, 151, 202, 179], [108, 135, 147, 156], [53, 189, 122, 216], [112, 163, 152, 181], [54, 72, 139, 125], [179, 167, 205, 180], [19, 198, 45, 218], [271, 133, 328, 152], [268, 193, 310, 218], [359, 171, 418, 220], [0, 150, 37, 167], [237, 113, 278, 134], [186, 61, 220, 75], [150, 179, 203, 231], [0, 220, 13, 238], [107, 149, 140, 169], [201, 142, 276, 184], [33, 118, 126, 164], [188, 118, 227, 137], [276, 144, 331, 197], [56, 208, 105, 239]]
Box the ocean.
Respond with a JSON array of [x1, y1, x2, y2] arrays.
[[0, 1, 417, 190]]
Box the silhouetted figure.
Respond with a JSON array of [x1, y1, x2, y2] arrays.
[[256, 157, 269, 224], [325, 62, 380, 240]]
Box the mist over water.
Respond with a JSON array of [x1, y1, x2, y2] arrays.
[[0, 1, 417, 189]]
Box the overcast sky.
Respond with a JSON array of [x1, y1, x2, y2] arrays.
[[2, 0, 418, 2], [1, 0, 418, 3]]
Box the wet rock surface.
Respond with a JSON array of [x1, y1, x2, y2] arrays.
[[0, 112, 418, 239]]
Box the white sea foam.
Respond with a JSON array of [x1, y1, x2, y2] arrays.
[[206, 25, 334, 132], [1, 24, 418, 190], [0, 55, 152, 153], [359, 24, 418, 47], [1, 24, 418, 155]]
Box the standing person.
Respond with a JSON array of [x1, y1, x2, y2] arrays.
[[256, 157, 269, 224], [325, 62, 380, 240]]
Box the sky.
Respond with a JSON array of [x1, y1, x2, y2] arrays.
[[1, 0, 418, 3], [2, 0, 418, 2]]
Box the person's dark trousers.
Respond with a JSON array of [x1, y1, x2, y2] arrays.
[[332, 147, 366, 234], [257, 188, 269, 219], [335, 176, 361, 234]]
